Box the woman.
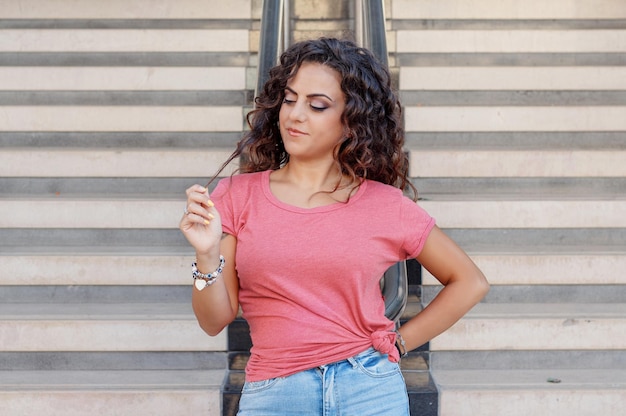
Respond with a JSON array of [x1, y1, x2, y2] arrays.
[[180, 37, 489, 415]]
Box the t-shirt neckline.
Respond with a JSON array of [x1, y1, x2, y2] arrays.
[[261, 169, 368, 213]]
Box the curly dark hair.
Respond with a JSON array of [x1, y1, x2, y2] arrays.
[[212, 37, 415, 199]]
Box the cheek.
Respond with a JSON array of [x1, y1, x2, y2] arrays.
[[329, 117, 346, 139]]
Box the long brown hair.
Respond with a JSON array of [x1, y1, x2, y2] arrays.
[[211, 37, 416, 199]]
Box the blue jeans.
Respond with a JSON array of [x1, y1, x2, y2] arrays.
[[237, 347, 410, 416]]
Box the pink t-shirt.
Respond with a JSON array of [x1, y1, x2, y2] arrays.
[[211, 170, 435, 381]]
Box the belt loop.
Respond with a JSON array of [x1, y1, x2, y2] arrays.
[[347, 356, 358, 368]]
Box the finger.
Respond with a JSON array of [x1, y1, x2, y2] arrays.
[[187, 189, 213, 208], [186, 196, 216, 219], [185, 211, 214, 226], [184, 201, 214, 222], [185, 184, 208, 197]]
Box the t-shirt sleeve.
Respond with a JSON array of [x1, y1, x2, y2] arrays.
[[210, 177, 236, 237], [400, 196, 436, 258]]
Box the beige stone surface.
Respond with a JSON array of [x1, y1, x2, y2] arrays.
[[430, 303, 626, 350], [0, 29, 249, 52], [404, 106, 626, 132], [0, 255, 192, 286], [0, 149, 237, 177], [0, 387, 221, 416], [423, 254, 626, 286], [400, 67, 626, 91], [0, 0, 251, 19], [434, 369, 626, 416], [420, 200, 626, 229], [391, 0, 626, 19], [0, 106, 243, 132], [409, 150, 626, 177], [0, 307, 226, 352], [397, 30, 626, 53], [0, 67, 246, 91]]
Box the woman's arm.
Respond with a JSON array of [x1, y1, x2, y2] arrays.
[[180, 184, 240, 336], [191, 234, 239, 336], [398, 225, 490, 351]]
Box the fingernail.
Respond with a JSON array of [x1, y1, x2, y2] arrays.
[[204, 219, 211, 225], [200, 186, 207, 193], [207, 200, 214, 207], [208, 213, 215, 219]]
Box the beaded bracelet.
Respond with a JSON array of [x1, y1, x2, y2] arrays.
[[192, 255, 225, 291]]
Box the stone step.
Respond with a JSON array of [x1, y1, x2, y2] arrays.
[[0, 51, 253, 67], [0, 67, 247, 91], [409, 149, 626, 177], [390, 0, 626, 20], [0, 29, 249, 53], [0, 302, 226, 352], [0, 132, 243, 148], [400, 91, 626, 107], [0, 106, 245, 132], [424, 253, 626, 286], [404, 106, 626, 132], [3, 247, 624, 285], [0, 285, 192, 304], [0, 91, 252, 106], [396, 30, 626, 53], [0, 369, 223, 416], [3, 252, 625, 290], [404, 133, 626, 150], [2, 149, 622, 178], [0, 229, 189, 251], [2, 176, 623, 197], [430, 350, 626, 371], [1, 197, 623, 229], [0, 255, 192, 286], [424, 284, 626, 304], [0, 0, 253, 19], [0, 351, 226, 371], [400, 66, 626, 90], [0, 148, 626, 178], [2, 227, 622, 252], [431, 368, 625, 416], [395, 51, 626, 67], [421, 200, 626, 228], [0, 148, 237, 177], [429, 303, 626, 351]]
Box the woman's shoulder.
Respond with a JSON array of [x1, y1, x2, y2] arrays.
[[361, 179, 406, 199], [212, 170, 268, 200], [215, 170, 268, 188]]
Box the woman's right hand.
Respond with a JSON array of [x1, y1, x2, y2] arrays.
[[179, 184, 223, 256]]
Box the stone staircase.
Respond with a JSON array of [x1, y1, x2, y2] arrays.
[[0, 1, 255, 414], [392, 0, 626, 415], [1, 1, 625, 415]]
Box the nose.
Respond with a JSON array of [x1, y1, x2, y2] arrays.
[[287, 99, 307, 122]]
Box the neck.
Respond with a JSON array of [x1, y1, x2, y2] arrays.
[[279, 161, 344, 192]]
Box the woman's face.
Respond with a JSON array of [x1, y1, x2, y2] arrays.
[[278, 62, 346, 163]]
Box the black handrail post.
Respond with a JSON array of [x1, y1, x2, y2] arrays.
[[364, 0, 388, 66], [256, 0, 286, 98]]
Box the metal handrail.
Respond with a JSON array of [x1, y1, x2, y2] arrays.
[[256, 0, 388, 94], [355, 0, 388, 66], [255, 0, 289, 96]]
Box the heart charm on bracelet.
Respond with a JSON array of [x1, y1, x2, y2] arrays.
[[195, 279, 208, 291]]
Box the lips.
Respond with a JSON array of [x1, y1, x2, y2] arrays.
[[286, 127, 307, 137]]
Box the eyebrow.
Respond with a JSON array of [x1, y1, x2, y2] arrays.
[[284, 86, 334, 102]]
